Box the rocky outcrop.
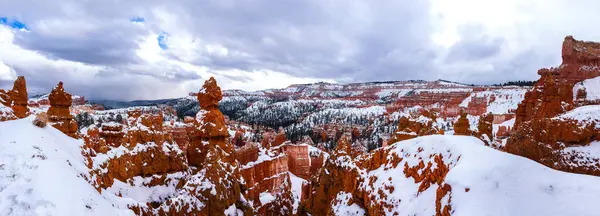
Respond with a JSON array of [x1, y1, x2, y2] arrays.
[[240, 154, 293, 215], [0, 76, 29, 119], [272, 127, 288, 147], [506, 115, 599, 175], [279, 144, 311, 179], [507, 36, 600, 176], [514, 36, 600, 128], [476, 113, 494, 144], [300, 135, 455, 216], [32, 112, 47, 128], [86, 111, 188, 189], [388, 114, 444, 144], [47, 82, 78, 138], [137, 77, 250, 215], [453, 112, 471, 136]]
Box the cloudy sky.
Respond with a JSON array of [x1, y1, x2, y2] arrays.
[[0, 0, 599, 100]]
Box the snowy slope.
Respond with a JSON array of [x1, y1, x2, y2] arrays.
[[0, 117, 133, 216], [553, 105, 600, 127], [459, 89, 527, 114], [573, 76, 600, 102], [351, 135, 600, 216]]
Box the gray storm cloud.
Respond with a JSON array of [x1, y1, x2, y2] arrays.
[[0, 0, 600, 100]]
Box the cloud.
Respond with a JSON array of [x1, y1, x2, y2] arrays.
[[0, 0, 600, 100]]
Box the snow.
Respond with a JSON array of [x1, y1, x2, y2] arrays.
[[330, 192, 366, 216], [0, 103, 15, 119], [459, 89, 527, 114], [492, 118, 515, 141], [259, 192, 276, 205], [224, 204, 244, 216], [364, 135, 600, 216], [553, 105, 600, 127], [0, 117, 133, 215], [561, 141, 600, 167], [105, 172, 185, 204], [573, 76, 600, 102], [414, 88, 472, 94], [288, 172, 307, 214]]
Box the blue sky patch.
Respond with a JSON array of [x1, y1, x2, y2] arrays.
[[130, 17, 145, 23], [157, 32, 168, 50], [0, 17, 28, 30]]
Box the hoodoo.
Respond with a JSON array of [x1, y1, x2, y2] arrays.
[[47, 82, 78, 138], [0, 76, 29, 120]]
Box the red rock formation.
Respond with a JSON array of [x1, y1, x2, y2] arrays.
[[514, 36, 600, 128], [100, 122, 125, 148], [272, 127, 288, 147], [507, 36, 600, 176], [47, 82, 78, 138], [506, 117, 599, 175], [396, 91, 470, 118], [87, 111, 188, 189], [279, 144, 311, 179], [187, 77, 232, 167], [125, 110, 170, 147], [232, 128, 246, 147], [476, 113, 494, 144], [240, 155, 289, 202], [301, 134, 454, 216], [0, 76, 29, 119], [138, 77, 248, 215], [495, 125, 510, 139], [168, 124, 190, 151], [236, 142, 260, 166], [389, 115, 443, 144], [236, 142, 295, 214], [465, 94, 488, 116], [453, 112, 471, 136]]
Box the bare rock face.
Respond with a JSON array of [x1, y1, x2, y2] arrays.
[[280, 144, 312, 179], [47, 82, 78, 138], [506, 115, 600, 175], [453, 112, 471, 136], [240, 153, 293, 215], [389, 114, 444, 144], [272, 127, 288, 147], [476, 113, 494, 144], [515, 36, 600, 127], [0, 76, 29, 119], [507, 36, 600, 176], [168, 123, 190, 151]]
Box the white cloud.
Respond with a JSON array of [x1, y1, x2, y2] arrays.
[[0, 62, 16, 81]]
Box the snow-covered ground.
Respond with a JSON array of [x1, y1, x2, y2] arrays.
[[553, 105, 600, 128], [573, 76, 600, 102], [459, 89, 527, 114], [4, 117, 600, 216], [0, 117, 133, 215], [352, 135, 600, 216]]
